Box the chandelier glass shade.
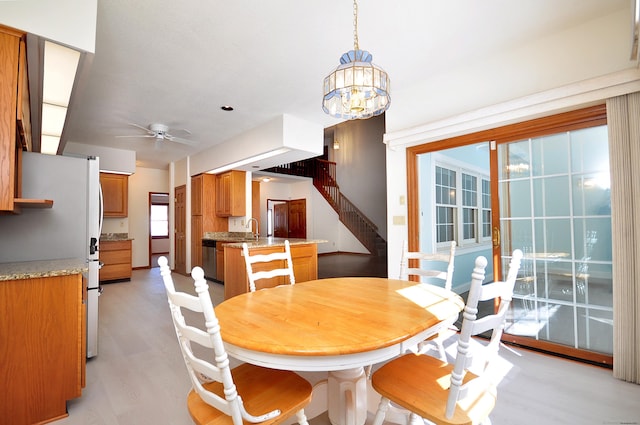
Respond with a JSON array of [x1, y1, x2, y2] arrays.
[[322, 0, 390, 120]]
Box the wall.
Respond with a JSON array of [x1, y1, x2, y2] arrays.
[[383, 7, 640, 280], [0, 0, 97, 53], [257, 176, 367, 254], [332, 114, 387, 237], [65, 142, 136, 174], [128, 167, 170, 268], [151, 238, 170, 254]]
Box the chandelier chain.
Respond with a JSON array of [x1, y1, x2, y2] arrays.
[[353, 0, 359, 51]]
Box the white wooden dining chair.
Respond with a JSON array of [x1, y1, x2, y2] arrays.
[[400, 240, 456, 359], [158, 256, 312, 425], [371, 250, 523, 425], [242, 240, 296, 292], [400, 240, 456, 287]]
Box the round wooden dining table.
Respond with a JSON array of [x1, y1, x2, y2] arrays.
[[215, 277, 464, 425]]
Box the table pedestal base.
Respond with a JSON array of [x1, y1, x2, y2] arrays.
[[328, 368, 368, 425]]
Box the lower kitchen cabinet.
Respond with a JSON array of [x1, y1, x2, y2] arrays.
[[0, 272, 85, 424], [100, 239, 132, 282]]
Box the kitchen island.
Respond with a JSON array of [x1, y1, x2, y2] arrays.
[[0, 258, 87, 424], [223, 237, 326, 299]]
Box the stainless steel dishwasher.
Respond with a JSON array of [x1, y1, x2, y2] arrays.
[[202, 239, 218, 282]]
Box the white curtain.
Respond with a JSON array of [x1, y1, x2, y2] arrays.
[[607, 92, 640, 384]]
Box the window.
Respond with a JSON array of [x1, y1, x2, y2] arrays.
[[435, 166, 456, 243], [481, 179, 491, 239], [150, 204, 169, 237], [435, 164, 490, 247]]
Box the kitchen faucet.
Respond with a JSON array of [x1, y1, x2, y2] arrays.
[[247, 218, 259, 240]]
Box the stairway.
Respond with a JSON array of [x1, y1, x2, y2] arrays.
[[265, 158, 387, 256]]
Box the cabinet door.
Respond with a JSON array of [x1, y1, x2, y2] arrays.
[[100, 173, 128, 217], [215, 172, 231, 216], [216, 242, 226, 281], [215, 170, 246, 217], [191, 174, 203, 216], [0, 28, 21, 212], [191, 215, 203, 267]]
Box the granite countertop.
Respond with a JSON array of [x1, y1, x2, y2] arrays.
[[0, 258, 88, 281], [202, 231, 256, 242], [100, 233, 134, 241], [224, 237, 327, 248]]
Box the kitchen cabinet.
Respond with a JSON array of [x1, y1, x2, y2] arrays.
[[0, 272, 85, 424], [224, 241, 318, 299], [191, 174, 227, 267], [215, 241, 228, 282], [215, 170, 246, 217], [0, 25, 48, 213], [100, 239, 132, 281], [100, 173, 128, 217]]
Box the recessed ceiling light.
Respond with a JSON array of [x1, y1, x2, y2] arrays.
[[221, 105, 234, 111]]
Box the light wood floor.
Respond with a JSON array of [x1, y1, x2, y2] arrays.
[[57, 261, 640, 425]]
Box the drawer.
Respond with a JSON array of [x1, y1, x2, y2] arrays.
[[100, 263, 131, 281], [100, 240, 131, 251], [100, 249, 131, 265]]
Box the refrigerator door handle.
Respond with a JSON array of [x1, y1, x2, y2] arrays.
[[90, 237, 98, 255]]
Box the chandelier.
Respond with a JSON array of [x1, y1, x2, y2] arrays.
[[322, 0, 390, 120]]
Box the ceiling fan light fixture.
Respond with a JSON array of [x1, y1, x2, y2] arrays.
[[322, 0, 390, 120]]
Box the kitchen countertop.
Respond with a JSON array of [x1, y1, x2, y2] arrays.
[[202, 232, 326, 247], [0, 258, 88, 281], [100, 233, 134, 241], [223, 237, 327, 248], [203, 231, 256, 242]]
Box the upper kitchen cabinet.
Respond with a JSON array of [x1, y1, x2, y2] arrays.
[[215, 170, 246, 217], [0, 25, 40, 213], [100, 172, 128, 217]]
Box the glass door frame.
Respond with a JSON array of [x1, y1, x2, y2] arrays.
[[406, 104, 611, 365]]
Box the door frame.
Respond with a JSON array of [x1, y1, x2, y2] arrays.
[[406, 104, 611, 365], [148, 192, 170, 268]]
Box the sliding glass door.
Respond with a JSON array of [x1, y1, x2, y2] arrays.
[[497, 125, 613, 357], [409, 105, 613, 364]]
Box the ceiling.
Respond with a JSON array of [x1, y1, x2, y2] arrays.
[[56, 0, 629, 170]]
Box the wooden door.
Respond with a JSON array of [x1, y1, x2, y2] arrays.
[[288, 198, 306, 238], [175, 185, 186, 274], [273, 203, 288, 237]]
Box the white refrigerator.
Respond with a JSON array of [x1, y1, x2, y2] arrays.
[[0, 151, 103, 358]]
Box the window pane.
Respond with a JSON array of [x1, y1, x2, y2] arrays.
[[532, 176, 571, 217], [570, 125, 609, 174], [463, 208, 476, 239], [436, 206, 454, 243], [482, 210, 491, 237], [499, 180, 531, 218], [532, 133, 569, 177], [482, 179, 490, 208], [462, 173, 477, 207], [150, 204, 169, 237]]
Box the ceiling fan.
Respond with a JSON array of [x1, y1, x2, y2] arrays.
[[116, 123, 197, 146]]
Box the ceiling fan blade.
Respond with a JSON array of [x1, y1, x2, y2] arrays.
[[166, 135, 198, 146], [115, 134, 156, 139], [171, 128, 192, 136], [127, 122, 154, 134]]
